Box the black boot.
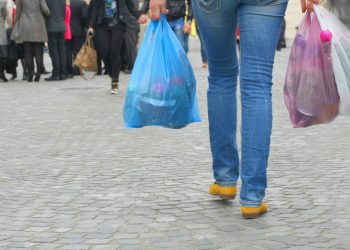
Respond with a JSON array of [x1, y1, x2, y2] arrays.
[[0, 71, 8, 82], [34, 74, 41, 82]]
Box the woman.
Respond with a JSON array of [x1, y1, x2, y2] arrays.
[[148, 0, 319, 219], [0, 0, 8, 82], [88, 0, 139, 94], [11, 0, 50, 82]]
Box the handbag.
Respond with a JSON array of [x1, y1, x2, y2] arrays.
[[73, 35, 98, 80]]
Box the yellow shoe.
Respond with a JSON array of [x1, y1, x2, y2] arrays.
[[241, 202, 268, 219], [208, 183, 237, 200]]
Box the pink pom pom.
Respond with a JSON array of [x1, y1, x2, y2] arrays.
[[320, 30, 333, 43]]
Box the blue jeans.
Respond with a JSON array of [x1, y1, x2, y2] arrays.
[[196, 23, 208, 63], [193, 0, 288, 207], [168, 18, 186, 53]]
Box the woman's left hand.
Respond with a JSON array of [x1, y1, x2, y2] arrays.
[[300, 0, 320, 13]]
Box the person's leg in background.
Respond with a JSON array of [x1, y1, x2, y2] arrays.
[[196, 23, 208, 67], [123, 27, 138, 73], [65, 39, 74, 78], [96, 25, 114, 90], [0, 58, 7, 82], [33, 42, 44, 82], [57, 32, 67, 80], [238, 1, 288, 215], [24, 42, 35, 82], [72, 35, 83, 75], [192, 0, 240, 195], [168, 18, 186, 52], [46, 32, 60, 81], [109, 24, 126, 93]]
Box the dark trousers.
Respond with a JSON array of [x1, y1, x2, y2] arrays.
[[71, 36, 84, 74], [48, 32, 66, 78], [65, 40, 74, 75], [121, 28, 138, 71], [0, 58, 6, 79], [72, 35, 84, 58], [23, 42, 44, 77], [96, 22, 125, 81]]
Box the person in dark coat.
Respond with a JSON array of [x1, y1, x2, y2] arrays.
[[88, 0, 140, 94], [45, 0, 67, 81], [120, 0, 139, 74]]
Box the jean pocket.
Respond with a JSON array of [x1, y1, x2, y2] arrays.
[[198, 0, 222, 14]]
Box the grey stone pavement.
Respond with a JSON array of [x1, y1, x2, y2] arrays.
[[1, 38, 350, 250]]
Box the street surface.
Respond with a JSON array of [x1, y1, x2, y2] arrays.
[[0, 38, 350, 249]]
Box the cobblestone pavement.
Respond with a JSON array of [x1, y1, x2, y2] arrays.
[[1, 38, 350, 250]]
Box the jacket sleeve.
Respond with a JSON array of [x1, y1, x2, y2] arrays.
[[126, 0, 140, 18], [14, 0, 21, 21], [88, 0, 98, 28], [40, 0, 51, 17], [139, 0, 149, 15], [187, 0, 193, 22]]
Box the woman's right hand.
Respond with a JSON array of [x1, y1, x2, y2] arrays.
[[300, 0, 320, 13], [149, 0, 168, 20]]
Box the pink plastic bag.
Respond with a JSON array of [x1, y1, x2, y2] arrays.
[[284, 13, 340, 128]]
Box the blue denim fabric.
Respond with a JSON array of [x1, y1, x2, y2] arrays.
[[193, 0, 288, 207], [167, 18, 186, 52], [196, 24, 208, 63]]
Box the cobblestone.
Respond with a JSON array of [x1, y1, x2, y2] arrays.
[[0, 38, 350, 249]]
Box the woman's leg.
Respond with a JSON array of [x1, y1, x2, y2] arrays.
[[65, 40, 74, 76], [109, 25, 125, 82], [33, 42, 44, 82], [0, 58, 8, 82], [192, 0, 240, 187], [238, 1, 288, 207], [24, 42, 35, 82], [96, 26, 111, 77]]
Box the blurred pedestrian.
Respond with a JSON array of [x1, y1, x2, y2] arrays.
[[88, 0, 139, 94], [45, 0, 67, 81], [0, 0, 8, 82], [11, 0, 50, 82], [138, 0, 193, 53]]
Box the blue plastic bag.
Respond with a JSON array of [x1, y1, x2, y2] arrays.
[[123, 15, 201, 129]]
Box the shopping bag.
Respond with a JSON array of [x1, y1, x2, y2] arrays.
[[123, 15, 201, 129], [74, 35, 98, 80], [284, 13, 339, 128], [314, 5, 350, 115]]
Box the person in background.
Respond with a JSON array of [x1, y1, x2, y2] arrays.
[[11, 0, 50, 82], [5, 1, 18, 80], [120, 0, 139, 74], [65, 0, 74, 79], [277, 18, 286, 51], [71, 0, 89, 75], [88, 0, 140, 94], [45, 0, 67, 81], [138, 0, 192, 53], [0, 0, 8, 82]]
